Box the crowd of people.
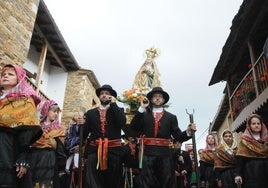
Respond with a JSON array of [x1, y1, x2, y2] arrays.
[[198, 113, 268, 188], [0, 63, 268, 188]]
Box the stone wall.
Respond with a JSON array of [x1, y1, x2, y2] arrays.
[[0, 0, 39, 66], [61, 70, 100, 128]]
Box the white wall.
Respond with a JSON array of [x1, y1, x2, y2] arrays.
[[46, 65, 67, 109], [25, 45, 67, 110], [24, 45, 39, 74]]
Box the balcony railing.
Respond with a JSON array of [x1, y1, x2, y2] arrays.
[[26, 77, 49, 101], [230, 52, 268, 119]]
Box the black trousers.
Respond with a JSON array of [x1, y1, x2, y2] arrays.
[[84, 153, 123, 188], [139, 155, 175, 188]]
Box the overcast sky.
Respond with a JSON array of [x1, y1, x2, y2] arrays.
[[44, 0, 243, 149]]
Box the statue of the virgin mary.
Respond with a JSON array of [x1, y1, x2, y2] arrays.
[[132, 47, 162, 89]]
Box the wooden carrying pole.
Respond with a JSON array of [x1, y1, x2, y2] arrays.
[[186, 109, 200, 188], [77, 124, 84, 188], [77, 110, 86, 188]]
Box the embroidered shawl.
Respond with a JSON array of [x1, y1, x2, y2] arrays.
[[31, 129, 64, 149], [0, 96, 40, 128], [200, 150, 215, 165]]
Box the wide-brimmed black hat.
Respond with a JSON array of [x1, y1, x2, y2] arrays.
[[96, 84, 117, 97], [147, 87, 169, 104]]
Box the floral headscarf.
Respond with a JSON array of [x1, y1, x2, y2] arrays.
[[1, 64, 41, 105], [39, 100, 62, 129]]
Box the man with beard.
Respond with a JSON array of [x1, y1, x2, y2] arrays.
[[130, 87, 196, 188], [77, 84, 126, 188]]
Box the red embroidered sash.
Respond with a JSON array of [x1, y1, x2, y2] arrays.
[[153, 111, 164, 137], [98, 108, 107, 137]]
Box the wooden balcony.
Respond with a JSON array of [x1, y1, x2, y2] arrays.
[[230, 52, 268, 120]]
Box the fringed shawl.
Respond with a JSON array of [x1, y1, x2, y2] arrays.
[[31, 129, 64, 149], [214, 144, 237, 169], [200, 150, 215, 165]]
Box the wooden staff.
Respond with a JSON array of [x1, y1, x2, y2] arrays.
[[77, 112, 85, 188], [186, 109, 200, 188], [236, 182, 242, 188], [77, 124, 84, 188]]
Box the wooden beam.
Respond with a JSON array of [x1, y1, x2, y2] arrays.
[[36, 40, 48, 93], [34, 24, 67, 71]]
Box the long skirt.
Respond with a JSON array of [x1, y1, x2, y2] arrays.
[[29, 149, 56, 187]]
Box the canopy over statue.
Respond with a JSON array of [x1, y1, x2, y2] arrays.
[[132, 47, 162, 89]]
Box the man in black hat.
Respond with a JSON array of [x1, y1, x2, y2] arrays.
[[78, 84, 126, 188], [130, 86, 196, 188]]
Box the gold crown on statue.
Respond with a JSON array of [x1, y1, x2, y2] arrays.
[[145, 47, 160, 59]]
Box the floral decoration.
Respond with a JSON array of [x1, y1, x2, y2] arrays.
[[117, 87, 151, 111], [230, 75, 256, 117], [261, 70, 268, 82]]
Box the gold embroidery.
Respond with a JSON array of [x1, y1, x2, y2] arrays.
[[0, 96, 39, 127]]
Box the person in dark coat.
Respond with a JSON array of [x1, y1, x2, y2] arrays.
[[173, 141, 192, 188], [130, 86, 196, 188], [77, 84, 126, 188], [122, 136, 140, 188], [214, 129, 237, 188], [234, 113, 268, 188], [63, 115, 80, 187]]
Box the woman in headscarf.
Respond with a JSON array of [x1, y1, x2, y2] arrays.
[[29, 100, 65, 188], [234, 113, 268, 188], [0, 64, 43, 187], [214, 130, 237, 188], [199, 134, 217, 188]]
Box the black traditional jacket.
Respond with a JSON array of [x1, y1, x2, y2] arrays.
[[82, 103, 126, 156], [130, 110, 191, 156]]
